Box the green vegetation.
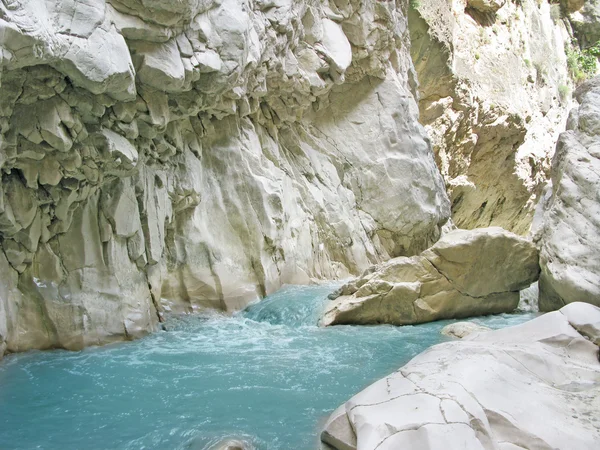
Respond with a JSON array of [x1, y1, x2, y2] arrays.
[[409, 0, 420, 9], [550, 4, 562, 23], [566, 40, 600, 83], [558, 84, 570, 102]]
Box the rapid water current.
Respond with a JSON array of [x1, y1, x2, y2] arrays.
[[0, 284, 536, 450]]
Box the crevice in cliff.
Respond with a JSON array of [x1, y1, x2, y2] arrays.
[[146, 276, 164, 324], [205, 244, 226, 311]]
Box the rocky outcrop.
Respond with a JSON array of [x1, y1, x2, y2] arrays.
[[566, 0, 600, 47], [321, 227, 539, 326], [467, 0, 506, 14], [409, 0, 571, 234], [0, 1, 451, 356], [321, 302, 600, 450], [440, 321, 491, 339], [538, 76, 600, 311]]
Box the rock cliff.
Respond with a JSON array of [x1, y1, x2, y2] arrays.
[[538, 76, 600, 311], [409, 0, 571, 234], [0, 0, 450, 356], [321, 302, 600, 450]]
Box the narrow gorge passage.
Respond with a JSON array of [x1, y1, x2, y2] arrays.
[[0, 285, 536, 450]]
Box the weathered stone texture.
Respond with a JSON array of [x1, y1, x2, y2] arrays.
[[0, 0, 450, 355], [409, 0, 571, 234], [538, 76, 600, 311], [321, 227, 539, 326], [322, 302, 600, 450]]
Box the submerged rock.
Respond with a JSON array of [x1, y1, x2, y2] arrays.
[[440, 321, 491, 339], [207, 439, 253, 450], [538, 76, 600, 311], [321, 227, 539, 326], [321, 302, 600, 450]]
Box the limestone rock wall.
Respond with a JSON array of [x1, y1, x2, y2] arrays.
[[409, 0, 571, 234], [538, 76, 600, 311], [0, 1, 450, 355]]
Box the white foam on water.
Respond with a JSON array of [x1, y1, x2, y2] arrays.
[[0, 284, 537, 450]]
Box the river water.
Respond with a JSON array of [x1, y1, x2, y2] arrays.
[[0, 284, 536, 450]]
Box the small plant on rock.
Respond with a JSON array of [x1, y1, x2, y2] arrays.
[[558, 84, 570, 102], [566, 40, 600, 83]]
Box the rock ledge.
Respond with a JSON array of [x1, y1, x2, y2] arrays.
[[321, 302, 600, 450]]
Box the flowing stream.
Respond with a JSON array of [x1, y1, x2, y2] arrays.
[[0, 284, 536, 450]]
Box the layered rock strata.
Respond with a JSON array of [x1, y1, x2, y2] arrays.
[[321, 227, 539, 326], [321, 302, 600, 450], [538, 76, 600, 310], [409, 0, 571, 233], [0, 1, 450, 356]]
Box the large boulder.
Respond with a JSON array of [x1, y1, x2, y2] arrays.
[[321, 227, 539, 326], [538, 76, 600, 311], [321, 302, 600, 450]]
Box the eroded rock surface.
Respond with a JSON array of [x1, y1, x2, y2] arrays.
[[0, 0, 450, 356], [538, 76, 600, 311], [321, 227, 539, 326], [321, 302, 600, 450], [409, 0, 571, 234], [567, 0, 600, 46]]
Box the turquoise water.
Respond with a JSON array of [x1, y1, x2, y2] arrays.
[[0, 285, 536, 450]]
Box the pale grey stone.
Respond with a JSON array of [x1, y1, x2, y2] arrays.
[[322, 302, 600, 450], [410, 0, 572, 234], [0, 0, 450, 355], [441, 321, 491, 339], [538, 76, 600, 311]]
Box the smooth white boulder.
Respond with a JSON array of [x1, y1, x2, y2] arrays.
[[321, 302, 600, 450]]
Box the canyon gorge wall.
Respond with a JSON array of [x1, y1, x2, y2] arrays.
[[1, 0, 595, 358], [409, 0, 571, 234], [0, 0, 451, 356], [537, 76, 600, 311]]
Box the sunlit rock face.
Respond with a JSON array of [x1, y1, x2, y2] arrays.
[[537, 76, 600, 311], [0, 0, 450, 355], [409, 0, 571, 234], [320, 227, 539, 326], [321, 302, 600, 450]]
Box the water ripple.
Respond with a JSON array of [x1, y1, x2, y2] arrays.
[[0, 284, 536, 450]]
